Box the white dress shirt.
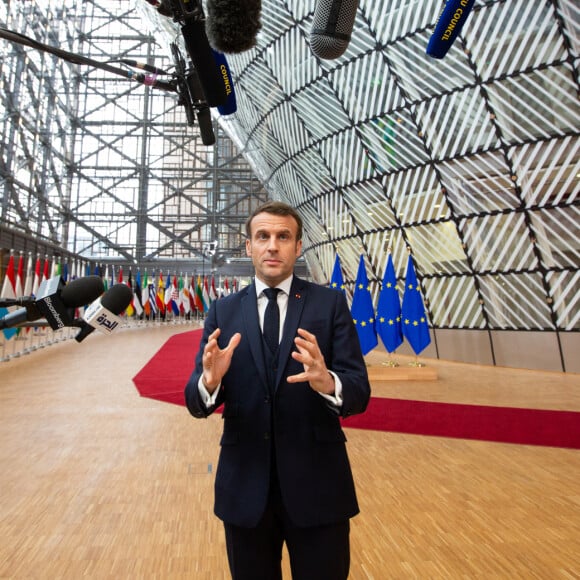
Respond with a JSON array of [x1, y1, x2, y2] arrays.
[[199, 275, 343, 407]]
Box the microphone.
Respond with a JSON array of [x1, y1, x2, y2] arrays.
[[0, 275, 105, 331], [0, 302, 42, 330], [426, 0, 475, 59], [181, 18, 228, 107], [212, 50, 237, 116], [310, 0, 359, 60], [205, 0, 262, 54], [75, 283, 133, 343], [182, 69, 216, 145], [195, 105, 216, 146], [119, 60, 170, 75]]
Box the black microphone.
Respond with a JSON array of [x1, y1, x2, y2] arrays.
[[75, 284, 133, 343], [205, 0, 262, 54], [310, 0, 359, 60], [0, 276, 105, 331], [182, 69, 216, 145], [181, 19, 228, 107], [0, 302, 42, 330]]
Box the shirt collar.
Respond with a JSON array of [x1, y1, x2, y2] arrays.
[[255, 274, 293, 298]]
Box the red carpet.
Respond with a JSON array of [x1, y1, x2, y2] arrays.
[[133, 330, 580, 449], [341, 397, 580, 448], [132, 329, 203, 406]]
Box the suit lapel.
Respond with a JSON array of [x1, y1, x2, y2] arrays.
[[241, 283, 270, 392], [276, 277, 306, 388]]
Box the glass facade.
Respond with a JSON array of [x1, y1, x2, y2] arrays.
[[214, 0, 578, 338]]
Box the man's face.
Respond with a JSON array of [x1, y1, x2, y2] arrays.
[[246, 212, 302, 287]]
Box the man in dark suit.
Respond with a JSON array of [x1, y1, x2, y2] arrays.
[[185, 201, 371, 579]]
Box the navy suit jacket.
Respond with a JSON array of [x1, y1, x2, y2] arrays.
[[185, 276, 371, 528]]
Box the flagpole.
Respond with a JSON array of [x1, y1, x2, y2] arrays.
[[384, 351, 399, 367], [409, 354, 425, 368], [386, 243, 398, 368]]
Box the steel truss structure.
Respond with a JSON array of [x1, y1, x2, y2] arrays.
[[0, 0, 268, 275]]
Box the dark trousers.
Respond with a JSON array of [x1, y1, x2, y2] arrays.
[[224, 481, 350, 580]]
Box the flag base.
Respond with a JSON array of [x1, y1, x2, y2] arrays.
[[365, 364, 438, 381]]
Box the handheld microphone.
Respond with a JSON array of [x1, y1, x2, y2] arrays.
[[426, 0, 475, 59], [119, 59, 170, 75], [75, 283, 133, 343], [0, 275, 105, 331], [205, 0, 262, 54], [310, 0, 359, 60], [181, 19, 228, 107], [0, 302, 42, 330], [183, 69, 216, 145], [212, 50, 237, 116]]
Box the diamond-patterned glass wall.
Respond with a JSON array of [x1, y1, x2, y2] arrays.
[[213, 0, 579, 370]]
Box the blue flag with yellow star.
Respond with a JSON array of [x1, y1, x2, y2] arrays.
[[401, 254, 431, 355], [329, 253, 345, 294], [351, 255, 378, 355], [377, 254, 403, 353]]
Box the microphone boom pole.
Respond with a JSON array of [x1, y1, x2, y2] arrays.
[[0, 27, 178, 93]]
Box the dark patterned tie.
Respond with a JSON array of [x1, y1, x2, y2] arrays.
[[263, 287, 281, 353]]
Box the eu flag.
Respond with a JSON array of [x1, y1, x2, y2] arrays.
[[376, 254, 403, 353], [329, 253, 345, 294], [401, 254, 431, 355], [351, 255, 378, 355]]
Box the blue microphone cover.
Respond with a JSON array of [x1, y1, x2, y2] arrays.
[[426, 0, 475, 59], [212, 50, 237, 116]]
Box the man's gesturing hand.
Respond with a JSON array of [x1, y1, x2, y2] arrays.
[[202, 328, 241, 394], [287, 328, 335, 395]]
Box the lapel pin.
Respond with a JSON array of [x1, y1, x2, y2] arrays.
[[295, 293, 301, 299]]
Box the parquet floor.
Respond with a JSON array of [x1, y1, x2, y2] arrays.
[[0, 323, 579, 579]]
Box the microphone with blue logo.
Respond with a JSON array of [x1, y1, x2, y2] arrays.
[[426, 0, 475, 59]]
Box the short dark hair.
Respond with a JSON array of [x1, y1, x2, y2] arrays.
[[245, 201, 303, 241]]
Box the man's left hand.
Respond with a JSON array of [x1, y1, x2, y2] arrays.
[[287, 328, 335, 395]]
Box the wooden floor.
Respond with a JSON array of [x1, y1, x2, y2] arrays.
[[0, 323, 579, 579]]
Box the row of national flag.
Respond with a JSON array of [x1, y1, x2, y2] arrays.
[[3, 249, 430, 353], [110, 270, 241, 320], [330, 253, 431, 356], [1, 249, 244, 340], [0, 252, 76, 340]]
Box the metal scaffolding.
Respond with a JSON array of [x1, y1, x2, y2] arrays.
[[0, 0, 269, 276]]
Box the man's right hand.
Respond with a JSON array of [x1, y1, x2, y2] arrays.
[[202, 328, 242, 394]]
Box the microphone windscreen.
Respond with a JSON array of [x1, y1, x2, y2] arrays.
[[181, 20, 228, 107], [426, 0, 475, 59], [310, 0, 359, 60], [212, 50, 237, 116], [101, 284, 133, 314], [61, 276, 105, 307], [205, 0, 262, 54]]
